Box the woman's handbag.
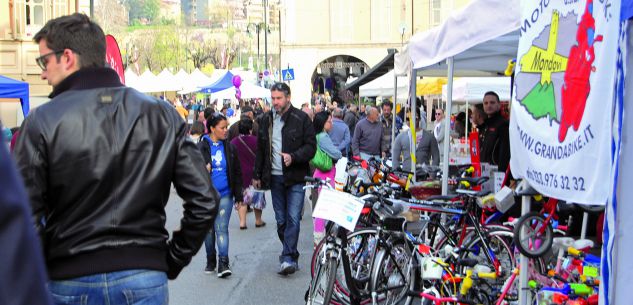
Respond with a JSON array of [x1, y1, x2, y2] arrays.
[[243, 185, 266, 210], [310, 133, 333, 171]]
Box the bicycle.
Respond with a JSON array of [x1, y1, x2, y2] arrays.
[[512, 183, 573, 258]]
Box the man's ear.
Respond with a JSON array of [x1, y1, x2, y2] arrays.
[[62, 49, 80, 72]]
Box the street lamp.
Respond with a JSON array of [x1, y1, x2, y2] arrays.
[[247, 0, 276, 71], [246, 22, 269, 71]]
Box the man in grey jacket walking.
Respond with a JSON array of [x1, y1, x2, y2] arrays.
[[351, 106, 383, 160]]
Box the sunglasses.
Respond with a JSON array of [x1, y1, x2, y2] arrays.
[[35, 50, 65, 71]]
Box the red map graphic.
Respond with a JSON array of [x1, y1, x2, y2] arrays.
[[559, 0, 603, 142]]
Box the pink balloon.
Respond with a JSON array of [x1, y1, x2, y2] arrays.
[[232, 75, 242, 88], [235, 92, 242, 100]]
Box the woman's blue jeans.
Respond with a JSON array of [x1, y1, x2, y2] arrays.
[[204, 195, 233, 257]]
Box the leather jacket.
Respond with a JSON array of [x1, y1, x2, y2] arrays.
[[480, 112, 511, 172], [13, 68, 218, 280], [253, 106, 316, 189]]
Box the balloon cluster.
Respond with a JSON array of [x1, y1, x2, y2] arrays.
[[233, 75, 242, 100]]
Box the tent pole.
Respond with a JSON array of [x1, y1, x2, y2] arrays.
[[442, 57, 454, 195], [465, 101, 469, 137], [410, 67, 417, 182], [392, 70, 398, 158]]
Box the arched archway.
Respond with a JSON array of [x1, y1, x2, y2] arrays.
[[310, 55, 368, 105]]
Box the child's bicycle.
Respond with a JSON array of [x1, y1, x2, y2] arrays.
[[512, 183, 572, 258]]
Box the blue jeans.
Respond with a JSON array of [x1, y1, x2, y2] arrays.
[[48, 269, 167, 305], [270, 175, 305, 264], [204, 195, 233, 257]]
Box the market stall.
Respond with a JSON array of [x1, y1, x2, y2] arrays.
[[0, 75, 29, 116]]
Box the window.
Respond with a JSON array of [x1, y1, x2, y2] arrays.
[[371, 0, 391, 42], [11, 0, 71, 39], [26, 0, 45, 36], [431, 0, 441, 26], [330, 0, 353, 43]]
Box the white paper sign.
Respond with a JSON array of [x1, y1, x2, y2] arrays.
[[312, 189, 365, 231]]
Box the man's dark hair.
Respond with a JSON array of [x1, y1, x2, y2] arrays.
[[203, 107, 214, 120], [238, 118, 253, 135], [34, 13, 106, 69], [271, 82, 291, 97], [313, 111, 330, 134], [484, 91, 500, 102], [381, 101, 393, 110], [241, 106, 253, 114]]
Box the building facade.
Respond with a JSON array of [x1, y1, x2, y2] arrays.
[[279, 0, 471, 106], [0, 0, 87, 126]]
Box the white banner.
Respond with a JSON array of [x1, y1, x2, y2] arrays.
[[510, 0, 621, 204]]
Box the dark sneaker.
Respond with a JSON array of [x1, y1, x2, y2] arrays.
[[217, 256, 232, 278], [278, 261, 296, 275], [205, 256, 216, 274]]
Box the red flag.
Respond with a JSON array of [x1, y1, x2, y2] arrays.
[[105, 35, 125, 85]]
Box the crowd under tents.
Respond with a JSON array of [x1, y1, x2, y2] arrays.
[[124, 68, 270, 99], [395, 0, 520, 194]]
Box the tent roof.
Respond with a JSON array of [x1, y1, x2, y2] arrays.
[[199, 71, 235, 94], [212, 82, 271, 100], [156, 69, 181, 91], [0, 75, 30, 116], [397, 0, 520, 76], [359, 70, 408, 102], [442, 77, 512, 102]]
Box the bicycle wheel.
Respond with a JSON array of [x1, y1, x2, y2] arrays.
[[459, 232, 515, 279], [513, 212, 553, 258], [370, 240, 412, 305], [330, 228, 380, 304], [308, 256, 338, 305]]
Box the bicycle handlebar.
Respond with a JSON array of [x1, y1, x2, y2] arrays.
[[406, 291, 476, 305]]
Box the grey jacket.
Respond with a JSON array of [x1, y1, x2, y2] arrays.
[[317, 132, 342, 161], [351, 118, 383, 156], [391, 129, 440, 171]]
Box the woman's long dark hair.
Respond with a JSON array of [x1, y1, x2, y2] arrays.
[[313, 111, 330, 134]]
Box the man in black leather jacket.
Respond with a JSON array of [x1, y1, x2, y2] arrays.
[[13, 14, 218, 303], [480, 91, 511, 172], [253, 82, 316, 275]]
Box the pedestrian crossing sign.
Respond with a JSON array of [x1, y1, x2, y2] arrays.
[[282, 68, 295, 81]]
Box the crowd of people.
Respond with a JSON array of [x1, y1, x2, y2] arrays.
[[0, 13, 511, 305]]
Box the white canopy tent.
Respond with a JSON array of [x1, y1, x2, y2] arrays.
[[124, 68, 139, 87], [156, 69, 182, 92], [396, 0, 520, 194], [442, 77, 512, 103], [132, 70, 163, 93], [359, 70, 409, 103], [211, 82, 271, 100], [178, 68, 215, 94]]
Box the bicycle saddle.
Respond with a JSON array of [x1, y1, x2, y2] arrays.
[[456, 176, 489, 186]]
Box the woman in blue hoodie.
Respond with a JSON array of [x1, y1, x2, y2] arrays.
[[198, 113, 243, 278]]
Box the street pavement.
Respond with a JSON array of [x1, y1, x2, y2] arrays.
[[165, 186, 313, 305]]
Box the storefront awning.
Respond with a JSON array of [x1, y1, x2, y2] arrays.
[[344, 49, 397, 93]]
